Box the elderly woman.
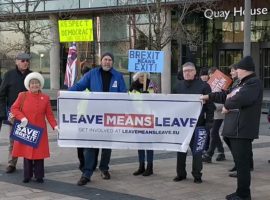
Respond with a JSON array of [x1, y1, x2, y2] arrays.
[[11, 72, 57, 183], [129, 72, 159, 176]]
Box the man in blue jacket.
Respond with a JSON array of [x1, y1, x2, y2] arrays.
[[69, 52, 127, 186]]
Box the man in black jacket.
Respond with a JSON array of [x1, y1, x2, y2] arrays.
[[201, 56, 263, 200], [172, 62, 214, 184], [0, 53, 32, 173]]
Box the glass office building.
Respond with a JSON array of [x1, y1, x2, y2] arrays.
[[0, 0, 269, 89]]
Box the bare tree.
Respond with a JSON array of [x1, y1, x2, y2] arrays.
[[113, 0, 218, 51], [0, 0, 51, 54], [110, 0, 218, 92]]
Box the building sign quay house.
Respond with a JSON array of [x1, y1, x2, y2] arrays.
[[204, 7, 268, 20]]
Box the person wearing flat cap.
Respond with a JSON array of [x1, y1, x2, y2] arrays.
[[11, 72, 58, 183], [200, 56, 263, 200], [0, 52, 32, 174], [69, 51, 127, 186]]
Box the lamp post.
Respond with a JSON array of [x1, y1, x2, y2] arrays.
[[243, 0, 251, 56], [39, 53, 44, 70]]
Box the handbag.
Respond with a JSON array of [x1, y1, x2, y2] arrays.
[[8, 92, 27, 125]]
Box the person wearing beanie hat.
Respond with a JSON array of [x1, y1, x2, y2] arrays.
[[235, 55, 255, 72], [0, 52, 32, 174], [101, 52, 114, 62], [100, 52, 114, 72], [69, 50, 127, 186], [235, 56, 256, 81], [11, 72, 58, 183], [200, 55, 263, 200]]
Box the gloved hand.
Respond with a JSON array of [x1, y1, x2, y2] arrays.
[[8, 112, 14, 120], [54, 125, 59, 133], [20, 117, 28, 127]]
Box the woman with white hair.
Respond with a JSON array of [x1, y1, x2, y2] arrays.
[[129, 72, 159, 176], [11, 72, 58, 183]]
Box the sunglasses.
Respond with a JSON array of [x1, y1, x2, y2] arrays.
[[21, 59, 30, 63]]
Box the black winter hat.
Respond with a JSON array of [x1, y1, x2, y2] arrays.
[[199, 67, 209, 76], [101, 52, 114, 62], [236, 56, 255, 72]]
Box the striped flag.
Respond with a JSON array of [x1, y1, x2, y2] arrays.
[[64, 43, 77, 88]]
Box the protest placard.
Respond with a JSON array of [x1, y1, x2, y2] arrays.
[[128, 49, 164, 73], [193, 127, 208, 154], [207, 69, 232, 92], [58, 19, 93, 42], [10, 120, 44, 148]]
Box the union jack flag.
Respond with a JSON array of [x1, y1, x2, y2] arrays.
[[64, 43, 77, 88]]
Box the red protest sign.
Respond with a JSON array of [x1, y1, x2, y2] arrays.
[[207, 70, 232, 92]]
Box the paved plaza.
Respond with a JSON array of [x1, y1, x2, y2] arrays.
[[0, 113, 269, 200]]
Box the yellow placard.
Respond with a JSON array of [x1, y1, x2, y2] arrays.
[[58, 19, 93, 42]]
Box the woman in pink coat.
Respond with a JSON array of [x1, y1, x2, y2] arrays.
[[11, 72, 58, 183]]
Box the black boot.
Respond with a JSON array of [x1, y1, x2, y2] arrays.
[[133, 163, 145, 176], [142, 163, 153, 176]]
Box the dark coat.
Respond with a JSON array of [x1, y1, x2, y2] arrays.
[[209, 73, 263, 139], [129, 79, 150, 93], [173, 79, 214, 126], [0, 66, 32, 119]]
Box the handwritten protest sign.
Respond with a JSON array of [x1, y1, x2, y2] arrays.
[[58, 19, 93, 42], [128, 49, 164, 73], [10, 120, 44, 148], [207, 70, 232, 92]]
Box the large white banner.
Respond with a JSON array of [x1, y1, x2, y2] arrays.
[[57, 91, 202, 152]]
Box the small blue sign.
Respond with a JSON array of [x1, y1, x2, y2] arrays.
[[128, 49, 164, 73], [193, 126, 208, 155], [10, 120, 44, 148]]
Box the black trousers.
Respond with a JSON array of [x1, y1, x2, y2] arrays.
[[23, 158, 44, 179], [176, 135, 202, 179], [229, 138, 253, 198], [224, 137, 254, 169], [207, 119, 224, 156]]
